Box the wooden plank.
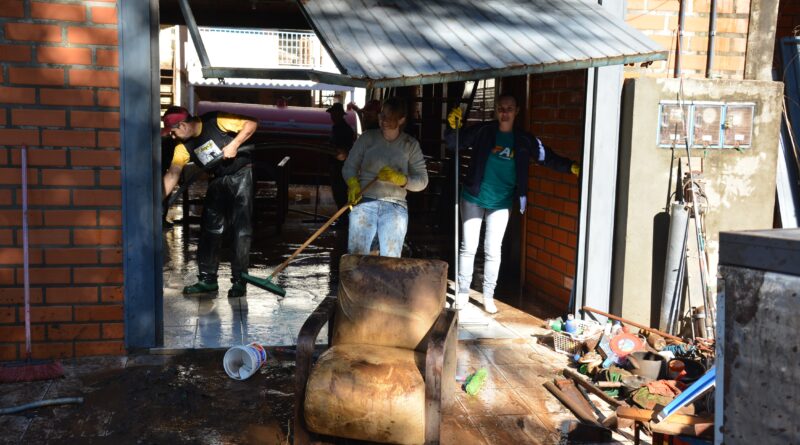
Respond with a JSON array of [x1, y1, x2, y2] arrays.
[[294, 296, 337, 445], [425, 308, 458, 444], [616, 406, 713, 425]]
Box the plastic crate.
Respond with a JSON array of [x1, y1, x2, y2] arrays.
[[553, 320, 603, 355]]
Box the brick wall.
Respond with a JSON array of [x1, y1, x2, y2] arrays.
[[0, 0, 123, 360], [625, 0, 750, 79], [524, 71, 586, 309]]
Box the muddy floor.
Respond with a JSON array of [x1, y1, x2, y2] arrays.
[[1, 351, 296, 445]]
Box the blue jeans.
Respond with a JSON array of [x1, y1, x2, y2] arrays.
[[348, 199, 408, 257]]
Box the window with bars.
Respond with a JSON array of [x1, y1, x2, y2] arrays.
[[467, 79, 496, 123], [277, 31, 314, 66]]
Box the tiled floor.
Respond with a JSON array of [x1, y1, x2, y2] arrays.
[[162, 186, 343, 350], [161, 183, 510, 350]]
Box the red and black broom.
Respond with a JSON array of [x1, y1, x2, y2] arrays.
[[0, 145, 64, 383]]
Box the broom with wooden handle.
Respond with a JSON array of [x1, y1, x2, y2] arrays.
[[242, 177, 378, 297], [0, 145, 64, 383]]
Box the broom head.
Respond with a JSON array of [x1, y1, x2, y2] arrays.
[[241, 273, 286, 297], [0, 359, 64, 383]]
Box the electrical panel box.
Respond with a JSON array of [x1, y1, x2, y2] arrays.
[[723, 104, 755, 148], [657, 103, 690, 147], [657, 101, 756, 149], [693, 104, 723, 147]]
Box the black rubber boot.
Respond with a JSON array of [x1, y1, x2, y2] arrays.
[[228, 280, 247, 298], [183, 279, 219, 295]]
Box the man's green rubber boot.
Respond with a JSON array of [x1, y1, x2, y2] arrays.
[[228, 281, 247, 298], [183, 280, 218, 295]]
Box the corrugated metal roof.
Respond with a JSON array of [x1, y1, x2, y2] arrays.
[[191, 77, 355, 91], [292, 0, 666, 87]]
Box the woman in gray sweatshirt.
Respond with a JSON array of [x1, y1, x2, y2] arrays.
[[342, 97, 428, 257]]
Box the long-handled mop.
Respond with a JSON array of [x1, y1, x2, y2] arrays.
[[0, 145, 64, 383], [242, 177, 379, 296]]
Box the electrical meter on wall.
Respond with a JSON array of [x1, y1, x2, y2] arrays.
[[693, 104, 723, 148]]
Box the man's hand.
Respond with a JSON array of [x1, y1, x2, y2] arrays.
[[519, 196, 527, 214], [346, 177, 362, 205], [377, 166, 407, 186], [222, 143, 239, 159], [335, 148, 347, 161], [570, 162, 580, 176], [447, 107, 463, 129]]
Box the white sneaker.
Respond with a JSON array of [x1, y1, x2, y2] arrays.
[[483, 298, 498, 314], [454, 292, 470, 310]]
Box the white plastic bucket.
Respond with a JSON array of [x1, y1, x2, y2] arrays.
[[223, 342, 267, 380]]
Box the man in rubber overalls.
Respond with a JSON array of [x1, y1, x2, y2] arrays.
[[162, 106, 258, 298]]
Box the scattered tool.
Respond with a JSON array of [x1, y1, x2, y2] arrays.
[[556, 379, 597, 419], [242, 177, 379, 297], [562, 367, 626, 408], [545, 381, 610, 434], [581, 306, 685, 343], [0, 146, 65, 383]]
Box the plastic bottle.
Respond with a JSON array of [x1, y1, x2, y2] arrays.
[[465, 368, 488, 395], [603, 320, 613, 336], [564, 314, 578, 334]]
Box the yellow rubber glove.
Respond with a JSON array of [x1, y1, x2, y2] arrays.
[[447, 107, 463, 129], [571, 162, 580, 176], [378, 166, 407, 186], [346, 176, 361, 205]]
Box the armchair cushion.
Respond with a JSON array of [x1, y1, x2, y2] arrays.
[[334, 255, 448, 350], [304, 344, 426, 445]]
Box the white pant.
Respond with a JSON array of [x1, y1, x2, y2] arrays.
[[458, 198, 509, 300]]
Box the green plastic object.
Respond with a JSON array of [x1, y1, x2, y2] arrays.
[[241, 273, 286, 297], [465, 368, 488, 395]]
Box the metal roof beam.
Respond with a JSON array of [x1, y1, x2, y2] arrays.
[[177, 0, 212, 69], [201, 50, 666, 88]]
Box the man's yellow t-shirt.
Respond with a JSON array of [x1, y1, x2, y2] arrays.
[[169, 113, 252, 168]]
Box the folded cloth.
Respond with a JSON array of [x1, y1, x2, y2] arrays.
[[647, 379, 682, 397]]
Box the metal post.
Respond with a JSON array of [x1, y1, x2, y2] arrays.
[[675, 0, 686, 77], [660, 203, 688, 331], [177, 0, 212, 69], [705, 0, 718, 78], [454, 115, 459, 298]]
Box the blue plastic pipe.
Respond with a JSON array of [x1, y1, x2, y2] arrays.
[[655, 366, 716, 422]]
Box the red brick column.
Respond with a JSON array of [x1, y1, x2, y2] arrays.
[[0, 0, 123, 360], [524, 71, 586, 310]]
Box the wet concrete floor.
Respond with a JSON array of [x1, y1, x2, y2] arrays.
[[0, 180, 641, 444], [161, 181, 454, 349], [0, 307, 639, 445]]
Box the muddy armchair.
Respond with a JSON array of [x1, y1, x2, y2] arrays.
[[294, 254, 458, 445]]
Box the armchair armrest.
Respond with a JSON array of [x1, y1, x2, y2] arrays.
[[294, 296, 337, 445], [424, 308, 458, 445]]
